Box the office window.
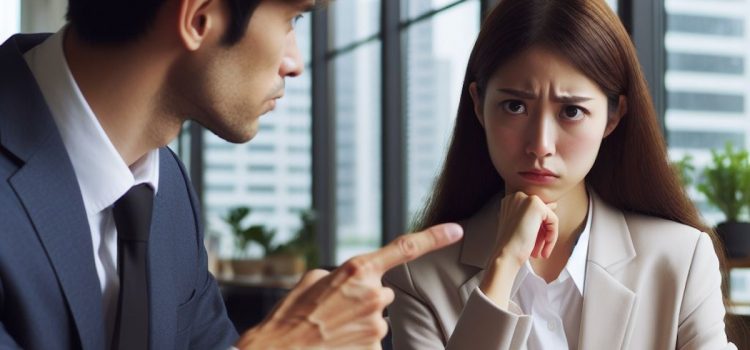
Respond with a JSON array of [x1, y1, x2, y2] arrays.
[[605, 0, 618, 12], [0, 0, 20, 42], [331, 0, 379, 50], [668, 131, 745, 150], [668, 14, 744, 37], [668, 53, 744, 75], [332, 1, 382, 264], [402, 0, 468, 20], [664, 0, 750, 226], [668, 92, 744, 113], [404, 0, 480, 220], [203, 16, 312, 257], [332, 42, 382, 263]]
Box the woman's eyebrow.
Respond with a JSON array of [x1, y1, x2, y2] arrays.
[[496, 88, 536, 99], [496, 88, 593, 103], [555, 95, 593, 103]]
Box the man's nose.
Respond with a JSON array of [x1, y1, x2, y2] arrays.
[[280, 31, 304, 77]]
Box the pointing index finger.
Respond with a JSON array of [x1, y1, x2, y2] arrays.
[[365, 223, 464, 275]]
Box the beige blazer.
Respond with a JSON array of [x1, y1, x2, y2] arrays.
[[384, 192, 736, 349]]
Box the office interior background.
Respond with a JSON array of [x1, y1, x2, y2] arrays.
[[3, 0, 750, 299]]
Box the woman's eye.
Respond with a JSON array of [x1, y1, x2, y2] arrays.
[[502, 100, 526, 114], [561, 105, 584, 120]]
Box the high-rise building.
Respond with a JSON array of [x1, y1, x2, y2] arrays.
[[405, 0, 454, 219], [203, 18, 313, 257], [404, 0, 480, 220], [332, 0, 382, 262], [664, 0, 750, 224]]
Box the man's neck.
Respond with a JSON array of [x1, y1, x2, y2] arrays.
[[62, 29, 183, 166]]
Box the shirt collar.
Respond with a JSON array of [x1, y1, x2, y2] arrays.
[[510, 193, 593, 296], [22, 28, 159, 216], [567, 194, 592, 293]]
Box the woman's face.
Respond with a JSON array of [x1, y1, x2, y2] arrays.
[[470, 45, 623, 203]]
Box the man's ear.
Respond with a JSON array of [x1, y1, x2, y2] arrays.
[[178, 0, 222, 51], [604, 95, 626, 138], [469, 82, 485, 129]]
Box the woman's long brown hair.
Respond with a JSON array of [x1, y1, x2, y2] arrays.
[[413, 0, 744, 343]]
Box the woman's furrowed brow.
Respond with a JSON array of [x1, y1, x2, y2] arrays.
[[496, 88, 593, 103]]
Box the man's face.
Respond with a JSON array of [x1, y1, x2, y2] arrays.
[[173, 0, 311, 143]]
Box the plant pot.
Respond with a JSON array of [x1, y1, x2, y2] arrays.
[[716, 222, 750, 259], [265, 254, 306, 277], [228, 258, 266, 278]]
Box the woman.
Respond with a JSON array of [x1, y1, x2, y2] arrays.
[[383, 0, 738, 349]]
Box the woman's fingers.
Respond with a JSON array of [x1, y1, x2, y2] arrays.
[[541, 205, 559, 258]]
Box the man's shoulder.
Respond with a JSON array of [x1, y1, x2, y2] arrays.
[[0, 33, 51, 52]]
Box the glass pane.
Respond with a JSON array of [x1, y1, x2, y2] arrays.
[[0, 0, 20, 42], [664, 0, 750, 225], [605, 0, 618, 12], [203, 16, 313, 259], [402, 0, 468, 21], [405, 0, 480, 220], [331, 0, 380, 50], [332, 42, 383, 264], [167, 122, 192, 168]]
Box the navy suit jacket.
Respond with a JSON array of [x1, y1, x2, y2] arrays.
[[0, 34, 238, 349]]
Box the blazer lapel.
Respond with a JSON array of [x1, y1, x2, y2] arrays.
[[457, 191, 638, 349], [459, 193, 502, 270], [147, 149, 184, 350], [2, 35, 105, 350], [578, 192, 637, 350]]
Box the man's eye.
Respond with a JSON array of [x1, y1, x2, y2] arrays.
[[292, 14, 304, 26], [502, 100, 526, 114]]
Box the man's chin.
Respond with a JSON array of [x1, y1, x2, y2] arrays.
[[207, 124, 259, 144]]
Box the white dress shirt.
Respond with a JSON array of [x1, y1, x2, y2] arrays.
[[23, 28, 160, 344], [510, 196, 592, 350]]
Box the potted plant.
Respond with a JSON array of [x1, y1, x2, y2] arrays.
[[672, 154, 695, 189], [696, 142, 750, 258], [264, 209, 319, 277], [223, 207, 275, 278]]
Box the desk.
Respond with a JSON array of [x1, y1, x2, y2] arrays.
[[218, 276, 298, 332]]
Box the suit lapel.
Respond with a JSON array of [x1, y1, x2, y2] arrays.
[[578, 192, 637, 350], [147, 148, 182, 350], [458, 194, 501, 270], [9, 144, 106, 350], [2, 35, 105, 350]]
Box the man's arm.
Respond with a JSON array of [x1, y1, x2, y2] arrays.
[[235, 223, 463, 349], [0, 323, 22, 349]]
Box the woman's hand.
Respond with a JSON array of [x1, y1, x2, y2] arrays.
[[495, 192, 559, 266], [479, 192, 558, 309]]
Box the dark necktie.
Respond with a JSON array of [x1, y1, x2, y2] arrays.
[[112, 183, 154, 350]]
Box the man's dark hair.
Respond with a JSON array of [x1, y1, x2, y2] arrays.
[[65, 0, 261, 45]]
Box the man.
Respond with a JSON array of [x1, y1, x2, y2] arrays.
[[0, 0, 463, 348]]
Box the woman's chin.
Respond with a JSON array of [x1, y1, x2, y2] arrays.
[[506, 186, 559, 203]]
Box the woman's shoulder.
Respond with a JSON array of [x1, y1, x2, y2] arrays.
[[623, 211, 703, 241], [622, 211, 714, 265], [383, 232, 475, 288]]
